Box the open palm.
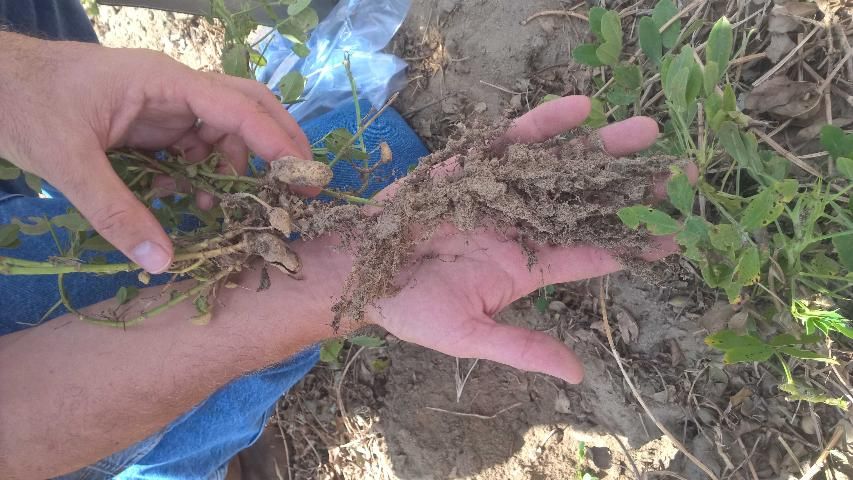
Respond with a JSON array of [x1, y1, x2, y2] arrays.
[[362, 96, 678, 383]]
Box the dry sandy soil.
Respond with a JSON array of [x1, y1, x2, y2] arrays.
[[88, 2, 851, 479]]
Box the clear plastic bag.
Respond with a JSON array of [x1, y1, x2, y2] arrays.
[[255, 0, 411, 123]]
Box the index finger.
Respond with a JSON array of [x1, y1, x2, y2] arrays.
[[182, 74, 312, 162], [375, 96, 660, 203]]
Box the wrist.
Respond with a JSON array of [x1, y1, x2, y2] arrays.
[[229, 234, 357, 355]]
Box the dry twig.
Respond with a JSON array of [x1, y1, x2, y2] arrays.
[[423, 402, 522, 420], [521, 9, 589, 25], [798, 425, 845, 480]]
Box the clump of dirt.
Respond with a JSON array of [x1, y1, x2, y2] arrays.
[[297, 124, 675, 324]]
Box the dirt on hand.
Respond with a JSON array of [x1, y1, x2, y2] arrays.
[[296, 125, 674, 325]]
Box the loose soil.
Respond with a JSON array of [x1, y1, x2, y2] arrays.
[[300, 127, 671, 324]]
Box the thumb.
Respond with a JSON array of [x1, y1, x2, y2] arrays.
[[448, 316, 584, 384], [59, 148, 173, 274]]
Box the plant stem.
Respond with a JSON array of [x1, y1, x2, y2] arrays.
[[197, 170, 262, 185], [75, 269, 233, 328], [328, 92, 398, 168], [343, 55, 368, 158], [0, 241, 248, 275], [1, 258, 137, 275], [799, 272, 853, 283], [321, 189, 380, 206], [776, 352, 794, 383]]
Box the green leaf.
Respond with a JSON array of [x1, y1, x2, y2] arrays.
[[324, 127, 361, 159], [222, 44, 250, 78], [319, 339, 344, 364], [572, 44, 604, 66], [115, 286, 139, 305], [709, 223, 740, 252], [588, 7, 606, 39], [287, 0, 311, 16], [777, 346, 838, 363], [14, 217, 51, 236], [705, 17, 733, 80], [606, 87, 638, 106], [701, 262, 733, 289], [0, 224, 20, 248], [195, 295, 210, 315], [703, 61, 719, 96], [249, 49, 267, 66], [349, 335, 385, 348], [0, 164, 21, 180], [705, 329, 765, 349], [811, 253, 841, 275], [584, 98, 607, 128], [832, 234, 853, 271], [277, 21, 309, 44], [733, 245, 760, 286], [613, 64, 642, 90], [741, 188, 784, 230], [763, 153, 789, 180], [779, 382, 849, 408], [652, 0, 680, 49], [665, 67, 690, 111], [768, 334, 801, 347], [292, 42, 310, 58], [724, 345, 774, 363], [820, 125, 853, 159], [278, 71, 306, 104], [24, 173, 42, 193], [638, 17, 662, 65], [286, 7, 319, 32], [722, 84, 737, 111], [717, 122, 760, 172], [81, 234, 116, 252], [676, 216, 709, 260], [837, 157, 853, 180], [775, 178, 799, 201], [667, 169, 695, 216], [596, 40, 621, 66], [663, 47, 696, 109], [534, 296, 549, 313], [687, 60, 703, 103], [596, 11, 623, 65], [705, 90, 721, 120], [617, 206, 680, 234], [51, 212, 91, 232], [370, 358, 390, 372]]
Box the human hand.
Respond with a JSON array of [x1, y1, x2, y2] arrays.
[[0, 33, 311, 273], [358, 96, 684, 383]]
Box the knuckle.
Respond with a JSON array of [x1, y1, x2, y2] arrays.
[[87, 202, 135, 236]]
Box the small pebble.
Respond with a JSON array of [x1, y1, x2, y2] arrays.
[[548, 300, 568, 313], [800, 416, 816, 436]]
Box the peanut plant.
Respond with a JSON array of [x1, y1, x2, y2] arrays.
[[0, 0, 382, 331], [572, 1, 853, 406]]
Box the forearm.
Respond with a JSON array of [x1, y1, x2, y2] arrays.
[[0, 238, 349, 479]]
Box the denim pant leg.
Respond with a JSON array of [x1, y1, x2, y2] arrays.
[[0, 102, 427, 479]]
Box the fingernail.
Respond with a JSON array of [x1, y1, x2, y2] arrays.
[[131, 241, 171, 274]]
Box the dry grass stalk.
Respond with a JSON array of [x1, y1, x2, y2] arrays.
[[597, 278, 720, 480]]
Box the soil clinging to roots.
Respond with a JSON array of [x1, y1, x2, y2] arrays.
[[298, 124, 676, 327]]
